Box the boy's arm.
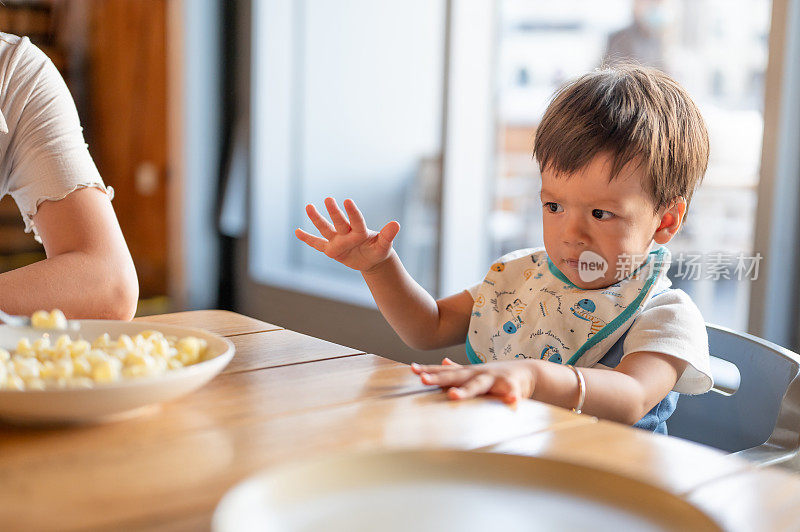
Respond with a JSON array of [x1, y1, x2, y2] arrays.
[[414, 352, 688, 425], [531, 352, 688, 424], [362, 252, 473, 350], [296, 197, 473, 350]]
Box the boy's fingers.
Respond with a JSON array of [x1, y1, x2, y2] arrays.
[[419, 369, 472, 387], [442, 357, 462, 367], [412, 363, 460, 374], [502, 393, 519, 405], [377, 221, 400, 247], [295, 229, 328, 252], [324, 197, 352, 234], [343, 199, 368, 233], [449, 374, 495, 400], [491, 378, 517, 400], [502, 386, 523, 404], [306, 204, 336, 239], [503, 378, 528, 404]]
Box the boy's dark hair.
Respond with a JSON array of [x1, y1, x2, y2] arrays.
[[533, 65, 709, 212]]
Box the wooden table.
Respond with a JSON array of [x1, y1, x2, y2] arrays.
[[2, 310, 800, 530]]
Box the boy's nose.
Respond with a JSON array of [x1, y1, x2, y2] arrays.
[[562, 214, 588, 247]]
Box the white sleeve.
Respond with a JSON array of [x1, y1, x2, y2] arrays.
[[622, 289, 714, 394], [466, 283, 482, 299], [2, 37, 111, 236]]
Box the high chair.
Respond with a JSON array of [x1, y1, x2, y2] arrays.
[[667, 324, 800, 469]]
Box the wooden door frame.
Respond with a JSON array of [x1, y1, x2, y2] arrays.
[[166, 0, 187, 311]]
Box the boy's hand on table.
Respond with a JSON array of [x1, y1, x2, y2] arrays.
[[295, 197, 400, 272], [411, 358, 536, 405]]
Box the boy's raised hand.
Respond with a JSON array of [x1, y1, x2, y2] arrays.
[[295, 197, 401, 272]]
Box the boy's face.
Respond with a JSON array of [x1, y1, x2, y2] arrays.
[[540, 153, 672, 290]]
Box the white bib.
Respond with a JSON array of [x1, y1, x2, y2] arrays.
[[466, 247, 671, 368]]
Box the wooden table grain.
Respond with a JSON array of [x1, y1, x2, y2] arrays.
[[1, 310, 799, 531]]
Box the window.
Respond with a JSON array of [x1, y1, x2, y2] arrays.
[[250, 0, 446, 304], [250, 0, 773, 334]]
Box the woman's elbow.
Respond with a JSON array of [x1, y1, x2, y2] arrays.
[[102, 259, 139, 320], [113, 274, 139, 320]]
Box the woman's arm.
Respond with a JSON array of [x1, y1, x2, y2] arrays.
[[413, 351, 688, 425], [0, 187, 138, 319], [0, 39, 137, 319]]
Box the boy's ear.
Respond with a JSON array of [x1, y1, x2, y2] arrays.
[[653, 196, 687, 245]]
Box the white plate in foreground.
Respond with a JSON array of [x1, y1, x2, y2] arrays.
[[213, 450, 721, 532], [0, 320, 234, 424]]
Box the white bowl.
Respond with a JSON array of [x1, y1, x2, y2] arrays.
[[213, 450, 721, 532], [0, 320, 234, 424]]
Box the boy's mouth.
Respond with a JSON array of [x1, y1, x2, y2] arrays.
[[563, 251, 609, 283]]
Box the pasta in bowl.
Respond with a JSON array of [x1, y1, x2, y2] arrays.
[[0, 317, 234, 424]]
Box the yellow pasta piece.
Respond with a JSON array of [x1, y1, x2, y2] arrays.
[[91, 358, 121, 383], [13, 357, 41, 380], [5, 374, 24, 390], [50, 310, 68, 330], [73, 358, 92, 378], [30, 310, 51, 329], [92, 333, 111, 349]]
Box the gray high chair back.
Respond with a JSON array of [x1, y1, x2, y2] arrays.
[[667, 324, 800, 468]]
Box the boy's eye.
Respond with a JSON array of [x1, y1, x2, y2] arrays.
[[592, 209, 614, 220], [544, 202, 563, 213]]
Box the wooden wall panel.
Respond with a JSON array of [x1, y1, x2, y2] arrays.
[[88, 0, 168, 297]]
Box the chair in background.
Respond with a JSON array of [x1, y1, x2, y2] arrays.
[[667, 324, 800, 469]]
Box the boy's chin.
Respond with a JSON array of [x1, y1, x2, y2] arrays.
[[564, 270, 617, 290], [571, 277, 617, 290]]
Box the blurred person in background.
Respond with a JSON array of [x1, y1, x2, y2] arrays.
[[603, 0, 677, 71]]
